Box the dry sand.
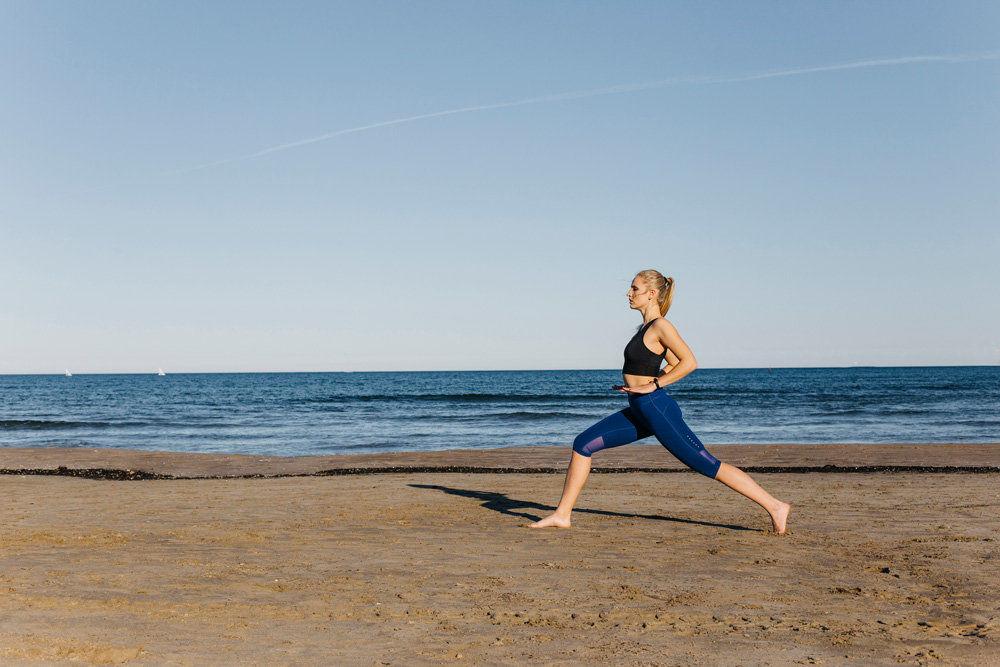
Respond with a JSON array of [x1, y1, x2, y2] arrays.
[[1, 445, 998, 666]]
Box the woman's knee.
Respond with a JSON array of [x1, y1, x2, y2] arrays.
[[696, 452, 722, 479], [572, 433, 601, 457]]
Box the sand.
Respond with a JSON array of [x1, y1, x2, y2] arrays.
[[1, 444, 998, 666]]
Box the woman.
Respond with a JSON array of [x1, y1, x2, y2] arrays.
[[530, 270, 790, 533]]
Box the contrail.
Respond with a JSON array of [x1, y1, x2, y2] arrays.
[[117, 51, 1000, 183], [721, 52, 1000, 82], [204, 77, 700, 166], [250, 84, 676, 157]]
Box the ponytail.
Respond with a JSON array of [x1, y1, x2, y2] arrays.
[[660, 275, 674, 316]]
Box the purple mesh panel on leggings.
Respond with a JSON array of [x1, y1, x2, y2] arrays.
[[697, 449, 722, 477], [575, 435, 605, 457]]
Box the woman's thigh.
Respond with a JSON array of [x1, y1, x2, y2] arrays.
[[572, 407, 653, 457], [633, 393, 722, 478]]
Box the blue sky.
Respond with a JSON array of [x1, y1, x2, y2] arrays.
[[2, 2, 998, 373]]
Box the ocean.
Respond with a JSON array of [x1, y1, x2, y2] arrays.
[[1, 367, 998, 457]]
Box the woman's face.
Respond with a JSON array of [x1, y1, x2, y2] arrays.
[[626, 277, 654, 310]]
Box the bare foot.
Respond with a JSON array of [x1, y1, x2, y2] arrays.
[[528, 514, 571, 528], [769, 502, 790, 534]]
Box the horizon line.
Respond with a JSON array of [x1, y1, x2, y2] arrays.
[[4, 364, 997, 376]]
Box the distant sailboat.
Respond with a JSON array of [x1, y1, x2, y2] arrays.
[[65, 369, 72, 377], [158, 368, 166, 376]]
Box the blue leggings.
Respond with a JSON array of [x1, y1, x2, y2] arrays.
[[573, 391, 722, 478]]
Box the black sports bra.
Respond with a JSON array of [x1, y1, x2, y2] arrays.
[[623, 319, 665, 376]]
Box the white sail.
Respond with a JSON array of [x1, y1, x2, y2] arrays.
[[158, 368, 166, 376], [65, 369, 72, 377]]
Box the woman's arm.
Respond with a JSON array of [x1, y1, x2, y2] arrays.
[[654, 319, 697, 386], [663, 347, 680, 374]]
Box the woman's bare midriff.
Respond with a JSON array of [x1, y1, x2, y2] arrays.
[[622, 374, 657, 388]]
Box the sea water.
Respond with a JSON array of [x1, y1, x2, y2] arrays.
[[1, 367, 998, 457]]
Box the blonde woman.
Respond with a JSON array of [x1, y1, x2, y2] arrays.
[[530, 270, 790, 533]]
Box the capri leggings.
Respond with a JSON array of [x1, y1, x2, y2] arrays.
[[573, 390, 722, 478]]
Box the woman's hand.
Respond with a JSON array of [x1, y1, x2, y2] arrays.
[[618, 382, 658, 395]]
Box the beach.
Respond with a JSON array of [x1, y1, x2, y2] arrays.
[[1, 444, 998, 666]]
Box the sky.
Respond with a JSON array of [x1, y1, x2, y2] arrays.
[[1, 1, 998, 373]]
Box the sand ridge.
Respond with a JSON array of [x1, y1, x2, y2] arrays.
[[1, 443, 998, 478]]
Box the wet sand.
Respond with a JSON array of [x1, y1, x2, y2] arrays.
[[1, 445, 998, 666]]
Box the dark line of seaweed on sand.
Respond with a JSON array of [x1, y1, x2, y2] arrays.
[[0, 464, 998, 481]]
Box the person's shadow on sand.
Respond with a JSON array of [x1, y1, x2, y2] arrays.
[[409, 484, 755, 532]]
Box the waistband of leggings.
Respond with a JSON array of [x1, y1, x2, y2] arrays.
[[628, 389, 668, 404]]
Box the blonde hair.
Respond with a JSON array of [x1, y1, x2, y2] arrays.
[[636, 270, 675, 316]]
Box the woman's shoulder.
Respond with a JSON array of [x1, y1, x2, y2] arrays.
[[650, 318, 679, 335]]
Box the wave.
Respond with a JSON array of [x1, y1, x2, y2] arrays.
[[909, 384, 975, 391], [810, 407, 952, 417], [0, 419, 149, 430], [491, 411, 595, 421], [955, 419, 1000, 428], [673, 387, 785, 395], [874, 408, 941, 416], [289, 393, 617, 404], [400, 411, 597, 422]]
